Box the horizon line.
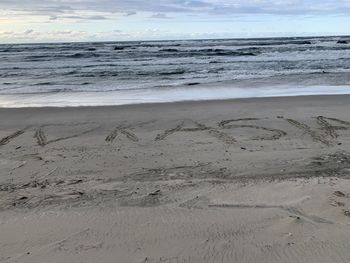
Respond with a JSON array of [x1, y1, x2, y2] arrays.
[[0, 33, 349, 46]]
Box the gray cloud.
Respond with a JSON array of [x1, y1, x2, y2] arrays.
[[0, 28, 171, 43], [124, 11, 136, 16], [1, 0, 350, 17], [150, 13, 172, 19]]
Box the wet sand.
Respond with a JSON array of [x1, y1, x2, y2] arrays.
[[1, 94, 350, 262]]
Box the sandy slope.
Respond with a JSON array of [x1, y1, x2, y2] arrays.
[[1, 95, 350, 262]]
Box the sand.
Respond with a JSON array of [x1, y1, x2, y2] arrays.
[[1, 94, 350, 262]]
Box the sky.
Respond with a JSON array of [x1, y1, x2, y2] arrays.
[[1, 0, 350, 43]]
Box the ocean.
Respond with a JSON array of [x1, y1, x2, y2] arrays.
[[1, 36, 350, 107]]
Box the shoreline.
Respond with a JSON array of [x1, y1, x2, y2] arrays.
[[1, 75, 350, 108], [1, 92, 350, 110]]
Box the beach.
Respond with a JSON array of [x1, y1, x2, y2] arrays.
[[1, 94, 350, 262]]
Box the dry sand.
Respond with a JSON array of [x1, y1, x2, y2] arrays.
[[1, 95, 350, 262]]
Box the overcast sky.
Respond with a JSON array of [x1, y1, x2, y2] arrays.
[[1, 0, 350, 43]]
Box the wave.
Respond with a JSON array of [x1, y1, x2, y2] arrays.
[[1, 36, 350, 98], [159, 69, 186, 75], [159, 48, 180, 52], [23, 52, 101, 61], [156, 48, 258, 57], [157, 45, 350, 56], [30, 82, 57, 86]]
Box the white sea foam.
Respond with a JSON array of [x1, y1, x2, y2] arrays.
[[1, 85, 350, 108]]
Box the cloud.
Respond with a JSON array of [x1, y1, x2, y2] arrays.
[[24, 29, 34, 34], [1, 0, 350, 18], [124, 11, 137, 16], [0, 27, 233, 43], [0, 29, 89, 42], [0, 28, 172, 43], [150, 13, 171, 19]]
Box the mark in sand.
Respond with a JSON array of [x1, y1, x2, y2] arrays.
[[0, 127, 29, 146], [105, 127, 139, 143], [286, 116, 350, 146], [34, 127, 47, 146], [285, 118, 331, 146], [155, 120, 236, 144], [315, 116, 339, 139], [316, 116, 350, 139], [209, 203, 333, 224], [219, 118, 287, 141], [35, 123, 99, 146]]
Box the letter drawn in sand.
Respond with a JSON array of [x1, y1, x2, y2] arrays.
[[105, 127, 139, 143], [219, 118, 287, 141], [0, 127, 29, 146], [285, 116, 350, 146], [155, 120, 236, 144], [35, 123, 99, 146], [285, 118, 332, 146], [315, 116, 350, 139], [34, 127, 47, 146]]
